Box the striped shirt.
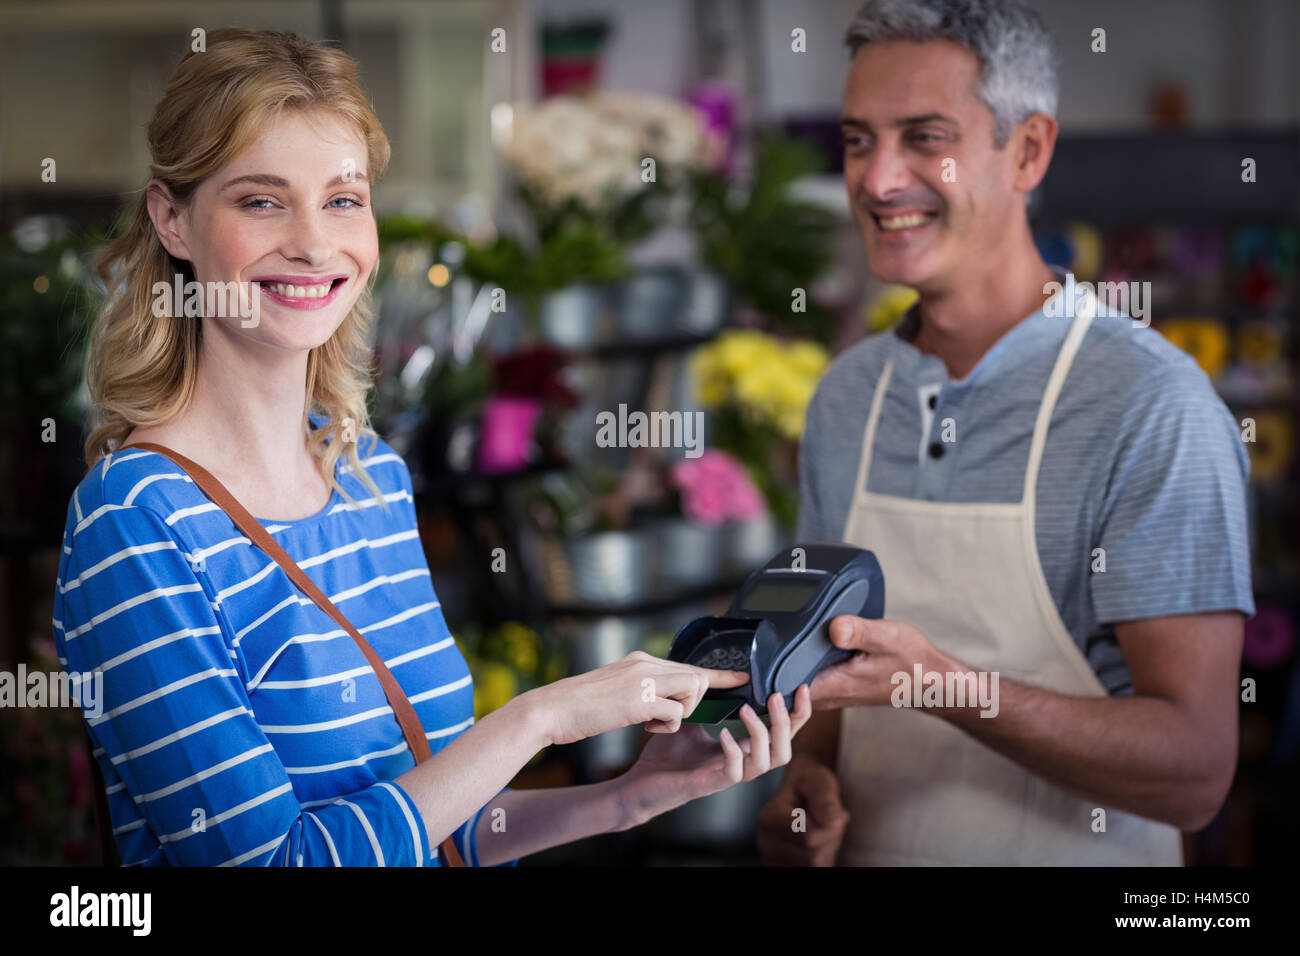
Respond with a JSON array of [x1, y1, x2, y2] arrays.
[[797, 267, 1255, 694], [53, 421, 509, 866]]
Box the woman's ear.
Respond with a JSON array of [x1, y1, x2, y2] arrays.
[[145, 179, 193, 263]]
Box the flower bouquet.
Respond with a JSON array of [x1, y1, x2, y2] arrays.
[[689, 330, 830, 529], [500, 91, 717, 246]]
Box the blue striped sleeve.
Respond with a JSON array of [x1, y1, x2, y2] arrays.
[[56, 502, 433, 866], [1091, 362, 1256, 625], [448, 787, 519, 867]]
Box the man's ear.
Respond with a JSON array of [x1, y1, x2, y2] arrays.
[[1011, 112, 1058, 195], [145, 179, 193, 263]]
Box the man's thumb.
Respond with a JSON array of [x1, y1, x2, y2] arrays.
[[829, 614, 872, 650]]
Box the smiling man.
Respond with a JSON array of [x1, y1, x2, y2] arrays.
[[757, 0, 1254, 866]]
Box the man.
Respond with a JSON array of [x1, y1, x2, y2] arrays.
[[758, 0, 1254, 866]]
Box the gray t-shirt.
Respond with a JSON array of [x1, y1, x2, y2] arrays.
[[797, 272, 1256, 694]]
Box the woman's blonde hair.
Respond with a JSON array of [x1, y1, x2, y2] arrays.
[[84, 28, 391, 506]]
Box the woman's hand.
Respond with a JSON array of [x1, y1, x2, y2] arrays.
[[529, 651, 750, 747], [613, 685, 813, 830]]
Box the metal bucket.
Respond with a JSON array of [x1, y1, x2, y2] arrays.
[[615, 269, 686, 341], [656, 517, 729, 593], [675, 269, 730, 336], [727, 512, 789, 576], [544, 527, 659, 607], [537, 284, 609, 349]]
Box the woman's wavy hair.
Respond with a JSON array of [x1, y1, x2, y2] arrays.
[[84, 28, 390, 506]]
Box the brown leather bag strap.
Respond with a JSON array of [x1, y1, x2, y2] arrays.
[[119, 441, 467, 867]]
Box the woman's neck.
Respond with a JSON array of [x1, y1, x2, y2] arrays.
[[186, 335, 314, 480], [126, 323, 317, 495]]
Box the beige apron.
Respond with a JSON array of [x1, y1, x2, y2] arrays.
[[836, 291, 1183, 865]]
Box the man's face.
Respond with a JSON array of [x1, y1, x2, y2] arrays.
[[842, 40, 1023, 292]]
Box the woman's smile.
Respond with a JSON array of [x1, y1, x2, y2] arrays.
[[251, 273, 350, 311]]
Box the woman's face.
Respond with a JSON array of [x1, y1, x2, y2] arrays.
[[164, 109, 378, 355]]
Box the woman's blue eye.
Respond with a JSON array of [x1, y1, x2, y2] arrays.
[[243, 198, 275, 210], [329, 197, 363, 209]]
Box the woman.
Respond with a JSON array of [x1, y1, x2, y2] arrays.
[[54, 28, 810, 867]]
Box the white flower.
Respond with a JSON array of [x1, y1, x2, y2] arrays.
[[500, 92, 708, 219]]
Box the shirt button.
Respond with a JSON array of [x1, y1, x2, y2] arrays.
[[928, 394, 938, 410], [928, 442, 945, 459]]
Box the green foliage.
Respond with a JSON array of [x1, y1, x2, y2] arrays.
[[516, 178, 659, 250], [690, 137, 838, 344], [422, 350, 493, 418], [521, 467, 622, 538], [0, 235, 96, 422], [378, 215, 629, 308]]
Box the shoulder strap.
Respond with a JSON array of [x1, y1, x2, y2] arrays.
[[117, 441, 467, 867]]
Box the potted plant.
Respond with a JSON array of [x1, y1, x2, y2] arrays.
[[659, 448, 766, 590], [689, 137, 838, 345], [499, 92, 721, 345], [688, 329, 829, 566], [477, 344, 579, 474]]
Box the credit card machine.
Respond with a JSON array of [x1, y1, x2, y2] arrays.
[[667, 543, 885, 724]]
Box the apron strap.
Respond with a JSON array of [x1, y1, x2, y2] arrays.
[[849, 287, 1096, 516], [850, 359, 894, 508], [1022, 289, 1096, 505]]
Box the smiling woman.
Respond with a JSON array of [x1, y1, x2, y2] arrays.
[[56, 28, 805, 869], [84, 32, 388, 508]]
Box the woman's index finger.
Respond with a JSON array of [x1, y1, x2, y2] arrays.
[[702, 667, 750, 688]]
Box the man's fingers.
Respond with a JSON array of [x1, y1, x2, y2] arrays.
[[791, 761, 847, 817], [828, 614, 901, 652], [808, 665, 859, 706]]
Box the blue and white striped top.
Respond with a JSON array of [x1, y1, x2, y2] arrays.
[[53, 421, 506, 866]]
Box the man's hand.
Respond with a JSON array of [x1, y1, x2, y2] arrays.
[[810, 615, 953, 709], [757, 754, 851, 866]]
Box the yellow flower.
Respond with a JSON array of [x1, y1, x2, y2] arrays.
[[691, 329, 829, 439], [865, 285, 918, 331], [499, 621, 540, 677], [474, 662, 518, 719], [787, 341, 830, 377]]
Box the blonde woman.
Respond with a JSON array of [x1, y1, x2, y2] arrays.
[[55, 29, 810, 867]]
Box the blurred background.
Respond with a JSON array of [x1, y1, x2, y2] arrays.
[[1, 0, 1297, 866]]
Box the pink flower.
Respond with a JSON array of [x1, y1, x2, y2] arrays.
[[670, 449, 767, 524]]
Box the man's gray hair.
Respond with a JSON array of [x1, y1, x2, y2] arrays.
[[844, 0, 1058, 149]]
